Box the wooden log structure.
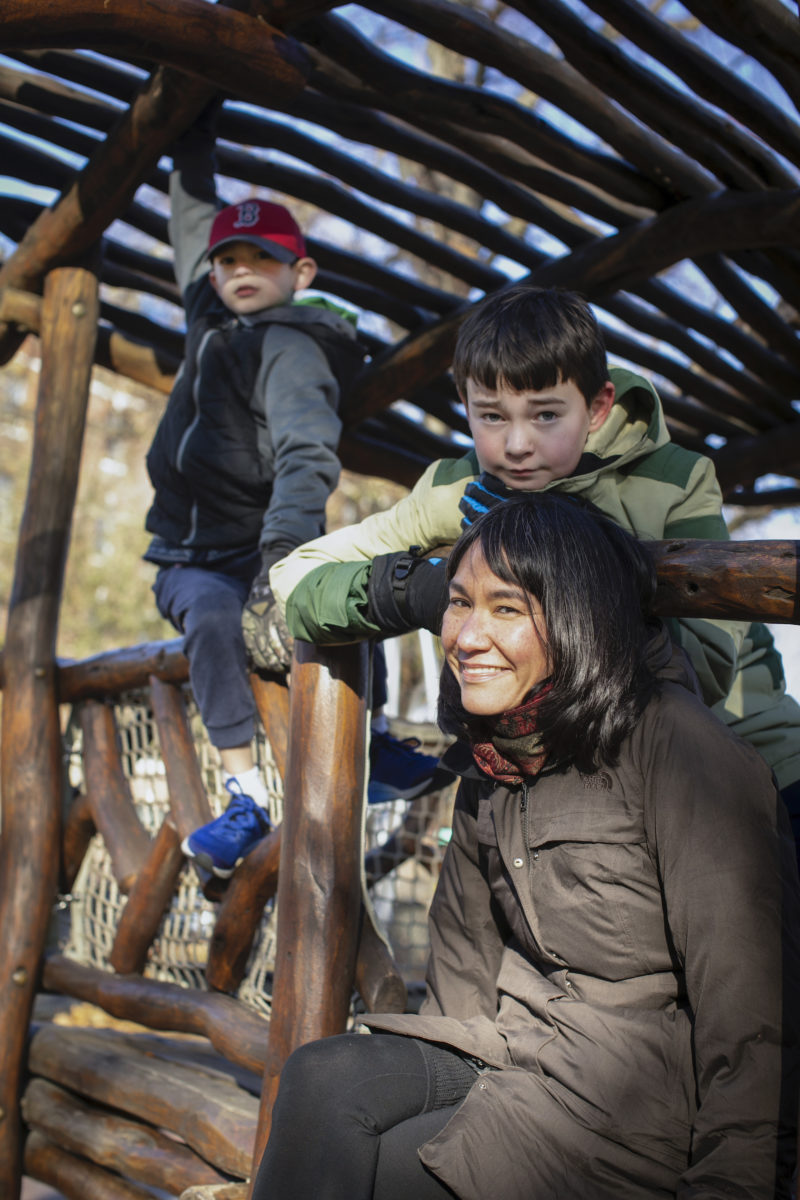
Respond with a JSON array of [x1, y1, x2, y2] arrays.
[[149, 675, 214, 841], [252, 640, 370, 1168], [22, 1078, 228, 1192], [109, 818, 185, 976], [78, 699, 152, 893], [0, 264, 99, 1199], [27, 1024, 259, 1177]]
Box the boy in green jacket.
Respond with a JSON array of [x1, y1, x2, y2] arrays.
[[267, 285, 800, 846]]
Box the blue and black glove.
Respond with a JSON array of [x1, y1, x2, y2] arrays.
[[367, 548, 449, 637], [459, 472, 517, 529]]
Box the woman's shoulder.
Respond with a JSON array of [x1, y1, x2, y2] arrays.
[[635, 681, 774, 784]]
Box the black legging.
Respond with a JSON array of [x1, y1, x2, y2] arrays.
[[252, 1032, 479, 1200]]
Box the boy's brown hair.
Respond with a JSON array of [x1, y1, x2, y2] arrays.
[[452, 284, 610, 405]]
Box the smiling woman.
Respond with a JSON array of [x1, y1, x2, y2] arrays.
[[252, 494, 800, 1200], [442, 544, 549, 715]]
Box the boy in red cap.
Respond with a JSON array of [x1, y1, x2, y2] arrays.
[[144, 115, 437, 878]]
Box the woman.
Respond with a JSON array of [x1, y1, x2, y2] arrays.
[[254, 494, 800, 1200]]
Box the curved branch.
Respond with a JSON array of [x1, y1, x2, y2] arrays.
[[346, 188, 800, 425], [1, 0, 311, 98]]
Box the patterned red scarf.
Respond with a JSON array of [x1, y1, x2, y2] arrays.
[[470, 683, 553, 784]]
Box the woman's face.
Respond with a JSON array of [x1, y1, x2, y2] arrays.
[[442, 543, 549, 716]]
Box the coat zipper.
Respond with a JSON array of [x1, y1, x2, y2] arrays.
[[176, 326, 216, 547], [521, 780, 532, 872]]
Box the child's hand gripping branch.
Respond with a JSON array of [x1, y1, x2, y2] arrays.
[[242, 566, 294, 675]]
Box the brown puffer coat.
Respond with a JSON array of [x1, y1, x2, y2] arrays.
[[366, 672, 800, 1198]]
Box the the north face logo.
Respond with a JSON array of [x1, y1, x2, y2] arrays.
[[233, 201, 262, 229], [580, 770, 612, 790]]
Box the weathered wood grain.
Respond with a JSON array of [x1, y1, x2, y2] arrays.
[[28, 1024, 258, 1177], [253, 640, 370, 1166], [109, 818, 185, 976], [42, 955, 269, 1075], [78, 699, 152, 893], [0, 265, 99, 1200], [24, 1131, 155, 1200], [22, 1078, 227, 1192], [149, 676, 213, 841]]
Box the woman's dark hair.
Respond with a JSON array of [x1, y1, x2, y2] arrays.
[[451, 285, 609, 405], [438, 493, 659, 772]]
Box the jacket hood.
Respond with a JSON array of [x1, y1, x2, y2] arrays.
[[568, 366, 670, 482], [239, 298, 362, 344]]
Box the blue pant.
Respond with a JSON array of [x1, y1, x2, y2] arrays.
[[153, 552, 389, 751], [153, 550, 262, 750]]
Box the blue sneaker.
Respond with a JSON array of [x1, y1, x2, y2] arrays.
[[367, 730, 452, 805], [181, 780, 272, 878]]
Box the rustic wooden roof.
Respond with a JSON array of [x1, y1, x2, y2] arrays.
[[2, 0, 800, 500]]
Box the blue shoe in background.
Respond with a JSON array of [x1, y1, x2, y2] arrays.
[[181, 779, 272, 878], [368, 730, 452, 805]]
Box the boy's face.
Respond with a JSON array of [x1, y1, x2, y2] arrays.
[[209, 241, 317, 315], [464, 376, 614, 490]]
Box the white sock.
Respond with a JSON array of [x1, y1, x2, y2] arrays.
[[371, 713, 389, 734], [224, 767, 269, 810]]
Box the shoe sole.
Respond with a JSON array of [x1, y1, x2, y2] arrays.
[[180, 835, 237, 879], [367, 767, 452, 805]]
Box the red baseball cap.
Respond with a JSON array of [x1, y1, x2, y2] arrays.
[[207, 199, 306, 262]]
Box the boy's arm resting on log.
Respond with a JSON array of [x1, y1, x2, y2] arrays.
[[269, 456, 472, 640], [279, 537, 800, 648]]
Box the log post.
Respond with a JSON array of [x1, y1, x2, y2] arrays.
[[61, 790, 96, 892], [249, 641, 370, 1181], [249, 673, 290, 781], [149, 676, 213, 841], [109, 818, 185, 976], [0, 263, 99, 1200], [78, 699, 152, 893], [651, 538, 800, 621], [205, 827, 282, 993]]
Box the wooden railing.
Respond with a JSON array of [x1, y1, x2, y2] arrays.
[[1, 632, 413, 1199]]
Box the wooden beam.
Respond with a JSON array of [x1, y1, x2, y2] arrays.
[[57, 639, 189, 703], [0, 264, 99, 1200], [714, 426, 800, 495], [109, 818, 185, 976], [205, 827, 282, 994], [22, 1079, 227, 1193], [78, 700, 153, 893], [28, 1024, 258, 1179], [345, 188, 800, 425], [0, 2, 313, 365], [679, 0, 800, 112], [149, 676, 214, 841], [24, 1133, 155, 1200], [652, 539, 800, 623], [1, 1, 311, 98], [42, 955, 270, 1076], [252, 641, 369, 1170], [304, 12, 666, 213]]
